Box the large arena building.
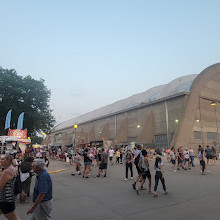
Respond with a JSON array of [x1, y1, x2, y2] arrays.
[[44, 63, 220, 153]]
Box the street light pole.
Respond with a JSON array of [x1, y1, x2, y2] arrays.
[[74, 124, 78, 149]]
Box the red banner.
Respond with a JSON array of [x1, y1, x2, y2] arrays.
[[8, 129, 27, 139]]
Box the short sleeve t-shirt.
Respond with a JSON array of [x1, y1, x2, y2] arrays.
[[183, 151, 189, 159], [101, 151, 108, 164], [170, 151, 175, 160], [109, 149, 114, 157], [33, 170, 52, 202], [205, 148, 212, 156]]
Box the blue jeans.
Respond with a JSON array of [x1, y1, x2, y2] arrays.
[[126, 162, 133, 179], [190, 156, 194, 166]]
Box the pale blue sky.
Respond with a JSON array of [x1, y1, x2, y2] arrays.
[[1, 0, 220, 124]]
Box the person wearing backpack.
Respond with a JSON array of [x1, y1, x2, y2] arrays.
[[135, 149, 152, 195], [20, 156, 35, 203], [132, 145, 142, 190], [0, 154, 21, 220]]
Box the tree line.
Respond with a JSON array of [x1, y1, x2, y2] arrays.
[[0, 67, 55, 138]]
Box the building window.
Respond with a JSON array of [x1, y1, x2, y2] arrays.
[[194, 131, 201, 140], [207, 132, 217, 140], [155, 135, 168, 149]]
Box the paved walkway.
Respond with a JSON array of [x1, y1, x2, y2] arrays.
[[15, 157, 220, 220]]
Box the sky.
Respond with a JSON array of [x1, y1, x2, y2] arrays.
[[1, 0, 220, 125]]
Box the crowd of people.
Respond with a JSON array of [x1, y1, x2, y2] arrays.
[[0, 143, 218, 219], [0, 148, 52, 220]]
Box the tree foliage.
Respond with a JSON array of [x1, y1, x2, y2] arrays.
[[0, 67, 55, 136]]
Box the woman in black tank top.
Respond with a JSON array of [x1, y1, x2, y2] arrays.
[[83, 149, 92, 178]]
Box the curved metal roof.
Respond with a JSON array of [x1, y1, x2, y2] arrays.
[[52, 74, 197, 132]]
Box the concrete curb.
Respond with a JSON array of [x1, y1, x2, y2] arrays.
[[48, 169, 66, 174]]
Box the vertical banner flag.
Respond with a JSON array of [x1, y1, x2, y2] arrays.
[[5, 109, 12, 129], [17, 112, 24, 130]]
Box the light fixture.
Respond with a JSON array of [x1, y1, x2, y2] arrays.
[[196, 120, 200, 123], [137, 125, 140, 128], [175, 119, 179, 124], [74, 124, 78, 129], [211, 102, 217, 106]]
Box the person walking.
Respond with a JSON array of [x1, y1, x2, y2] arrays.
[[211, 146, 217, 165], [198, 148, 206, 175], [153, 156, 168, 197], [124, 148, 133, 181], [19, 156, 35, 203], [109, 147, 114, 165], [177, 146, 185, 170], [27, 159, 53, 219], [0, 154, 21, 220], [170, 147, 176, 172], [71, 150, 82, 176], [136, 149, 151, 195], [97, 148, 108, 177], [205, 145, 213, 165], [189, 147, 195, 167], [183, 148, 191, 170], [82, 148, 92, 178], [115, 149, 120, 163], [132, 145, 142, 190]]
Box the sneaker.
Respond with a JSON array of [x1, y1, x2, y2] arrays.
[[177, 168, 180, 170], [165, 191, 168, 195], [173, 170, 176, 172], [103, 174, 106, 177], [132, 183, 136, 190], [71, 174, 75, 176], [130, 177, 134, 180], [136, 190, 139, 195], [86, 176, 89, 178], [141, 187, 146, 190], [78, 173, 81, 175], [97, 174, 100, 177], [124, 178, 128, 181]]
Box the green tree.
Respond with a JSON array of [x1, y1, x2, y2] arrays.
[[0, 67, 55, 136]]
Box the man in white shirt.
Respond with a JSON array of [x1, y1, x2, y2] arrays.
[[183, 148, 190, 170], [109, 147, 114, 165]]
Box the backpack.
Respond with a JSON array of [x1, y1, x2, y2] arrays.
[[134, 153, 141, 166], [14, 174, 22, 195]]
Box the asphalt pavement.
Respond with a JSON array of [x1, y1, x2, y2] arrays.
[[15, 157, 220, 220]]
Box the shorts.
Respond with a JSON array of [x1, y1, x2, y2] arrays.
[[99, 163, 107, 170], [109, 156, 113, 161], [185, 158, 189, 162], [135, 165, 142, 174], [84, 162, 92, 166], [141, 170, 151, 180], [171, 159, 176, 165], [178, 158, 182, 164], [0, 202, 15, 214], [206, 155, 213, 159]]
